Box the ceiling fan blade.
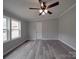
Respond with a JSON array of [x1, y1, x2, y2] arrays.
[[38, 0, 44, 6], [39, 12, 43, 16], [43, 2, 46, 7], [39, 0, 43, 7], [48, 11, 52, 14], [29, 8, 40, 10], [47, 1, 59, 8], [38, 0, 42, 3], [39, 13, 42, 16]]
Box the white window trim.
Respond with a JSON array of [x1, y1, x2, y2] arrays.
[[3, 15, 21, 43], [11, 19, 21, 40]]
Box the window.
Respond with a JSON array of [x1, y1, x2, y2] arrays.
[[3, 17, 7, 41], [3, 16, 10, 42], [11, 19, 21, 39], [3, 15, 21, 42]]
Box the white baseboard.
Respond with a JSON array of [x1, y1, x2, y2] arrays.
[[4, 39, 27, 56], [59, 40, 76, 51]]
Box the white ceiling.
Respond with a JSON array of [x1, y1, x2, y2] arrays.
[[3, 0, 76, 21]]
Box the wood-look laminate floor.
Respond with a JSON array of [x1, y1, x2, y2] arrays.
[[4, 40, 76, 59]]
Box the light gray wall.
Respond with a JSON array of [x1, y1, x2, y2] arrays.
[[3, 19, 29, 55], [42, 19, 58, 40], [29, 22, 42, 40], [58, 5, 76, 50], [21, 20, 29, 39], [29, 19, 58, 40]]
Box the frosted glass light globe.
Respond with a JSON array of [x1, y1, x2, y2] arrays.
[[39, 9, 43, 13], [42, 12, 45, 15], [41, 3, 43, 7], [44, 9, 48, 13]]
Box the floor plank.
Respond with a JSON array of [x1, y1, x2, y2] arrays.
[[4, 40, 76, 59]]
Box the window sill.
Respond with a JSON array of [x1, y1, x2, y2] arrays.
[[3, 37, 21, 44]]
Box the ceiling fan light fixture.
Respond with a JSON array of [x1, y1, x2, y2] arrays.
[[44, 9, 48, 13], [41, 3, 43, 7], [29, 0, 59, 16], [39, 9, 43, 13], [42, 12, 45, 15]]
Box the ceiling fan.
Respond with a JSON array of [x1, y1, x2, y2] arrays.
[[29, 0, 59, 15]]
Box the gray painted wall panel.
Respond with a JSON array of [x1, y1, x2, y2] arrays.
[[29, 19, 58, 40], [58, 5, 76, 50], [29, 22, 42, 40], [42, 20, 58, 40]]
